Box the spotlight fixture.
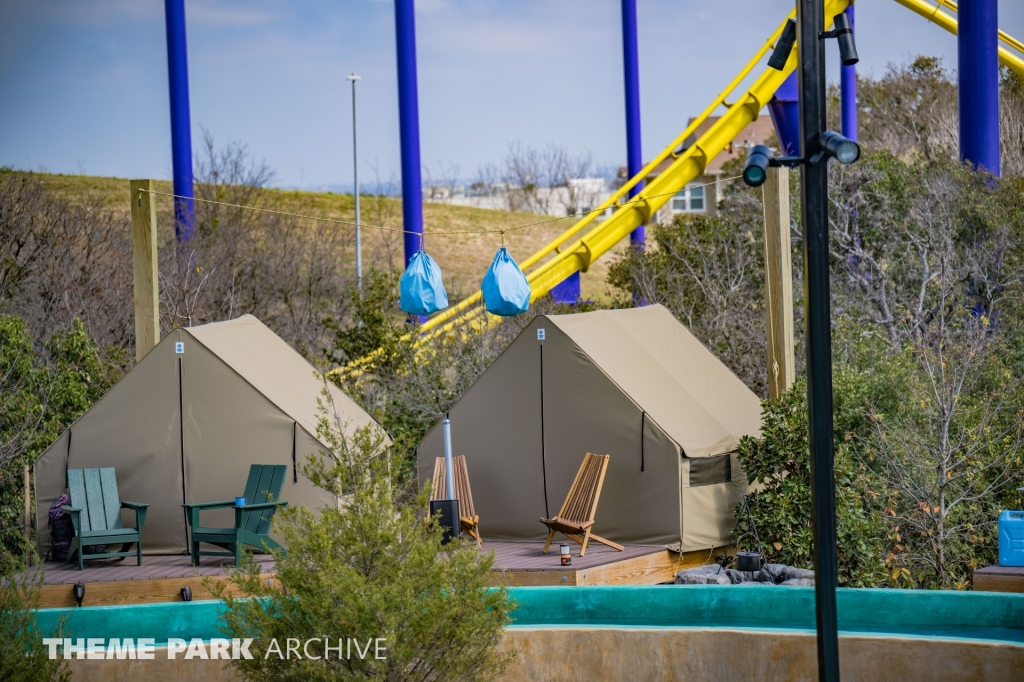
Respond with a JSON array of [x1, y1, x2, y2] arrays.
[[742, 145, 772, 187], [820, 131, 861, 164], [767, 19, 798, 70], [73, 582, 85, 607], [180, 586, 193, 602], [822, 13, 859, 66], [743, 132, 859, 186]]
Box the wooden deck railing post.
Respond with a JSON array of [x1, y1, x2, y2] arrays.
[[130, 179, 160, 361], [762, 166, 795, 399]]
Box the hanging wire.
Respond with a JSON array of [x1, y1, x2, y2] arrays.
[[140, 175, 740, 242]]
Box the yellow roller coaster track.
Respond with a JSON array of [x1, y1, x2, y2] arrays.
[[331, 0, 1024, 380], [895, 0, 1024, 77]]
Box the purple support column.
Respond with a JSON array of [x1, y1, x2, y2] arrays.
[[394, 0, 424, 265], [958, 0, 1000, 176], [840, 4, 857, 142], [164, 0, 194, 241], [550, 271, 581, 305], [768, 72, 801, 156], [621, 0, 644, 250]]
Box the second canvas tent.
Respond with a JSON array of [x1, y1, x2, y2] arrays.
[[417, 305, 762, 550]]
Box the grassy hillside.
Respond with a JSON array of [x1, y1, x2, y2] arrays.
[[34, 173, 623, 304]]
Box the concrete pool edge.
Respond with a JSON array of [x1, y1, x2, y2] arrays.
[[54, 627, 1024, 682], [34, 584, 1024, 646]]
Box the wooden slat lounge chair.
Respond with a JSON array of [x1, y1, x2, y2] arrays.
[[63, 467, 149, 571], [540, 452, 623, 557], [431, 456, 482, 549], [182, 464, 288, 567]]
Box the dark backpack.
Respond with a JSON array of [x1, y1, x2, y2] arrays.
[[47, 494, 73, 562]]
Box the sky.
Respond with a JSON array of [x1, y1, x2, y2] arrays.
[[1, 0, 1022, 190]]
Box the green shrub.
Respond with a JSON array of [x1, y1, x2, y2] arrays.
[[214, 386, 515, 681], [735, 377, 887, 587], [0, 551, 69, 682], [0, 315, 123, 554]]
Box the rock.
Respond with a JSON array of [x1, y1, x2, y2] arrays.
[[783, 567, 816, 581], [759, 564, 789, 584], [675, 564, 731, 584], [673, 562, 815, 587]]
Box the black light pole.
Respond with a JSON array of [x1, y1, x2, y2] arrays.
[[797, 1, 841, 680]]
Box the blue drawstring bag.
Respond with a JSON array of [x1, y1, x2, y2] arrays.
[[400, 250, 449, 316], [482, 247, 531, 316]]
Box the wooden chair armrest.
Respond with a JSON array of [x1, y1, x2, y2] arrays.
[[61, 505, 82, 513], [121, 501, 149, 510]]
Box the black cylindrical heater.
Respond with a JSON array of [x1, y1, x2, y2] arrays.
[[429, 499, 461, 544]]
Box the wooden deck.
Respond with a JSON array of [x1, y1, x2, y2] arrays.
[[33, 554, 276, 608], [30, 542, 714, 607], [485, 542, 710, 587], [974, 564, 1024, 593]]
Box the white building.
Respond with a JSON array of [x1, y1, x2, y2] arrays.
[[433, 178, 613, 219]]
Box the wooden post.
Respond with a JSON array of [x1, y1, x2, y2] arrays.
[[24, 464, 31, 563], [762, 166, 795, 399], [130, 180, 160, 361]]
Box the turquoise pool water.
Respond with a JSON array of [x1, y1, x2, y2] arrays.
[[34, 585, 1024, 646]]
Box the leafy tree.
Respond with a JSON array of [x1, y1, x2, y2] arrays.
[[327, 271, 565, 464], [323, 269, 413, 374], [862, 306, 1024, 590], [0, 315, 122, 554], [0, 316, 47, 551], [214, 383, 515, 682], [608, 212, 769, 396], [735, 374, 888, 587]]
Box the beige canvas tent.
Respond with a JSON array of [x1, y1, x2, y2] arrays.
[[417, 305, 763, 550], [35, 315, 383, 554]]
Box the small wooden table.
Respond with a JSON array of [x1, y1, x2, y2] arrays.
[[973, 564, 1024, 593]]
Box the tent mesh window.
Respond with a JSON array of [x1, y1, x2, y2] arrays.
[[687, 453, 732, 487]]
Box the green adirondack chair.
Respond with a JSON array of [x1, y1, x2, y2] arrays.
[[63, 467, 149, 571], [182, 464, 288, 567]]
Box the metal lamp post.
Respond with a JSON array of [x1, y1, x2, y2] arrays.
[[347, 73, 363, 290], [760, 4, 859, 680], [797, 1, 841, 679]]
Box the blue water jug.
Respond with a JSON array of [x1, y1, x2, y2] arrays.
[[999, 510, 1024, 567]]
